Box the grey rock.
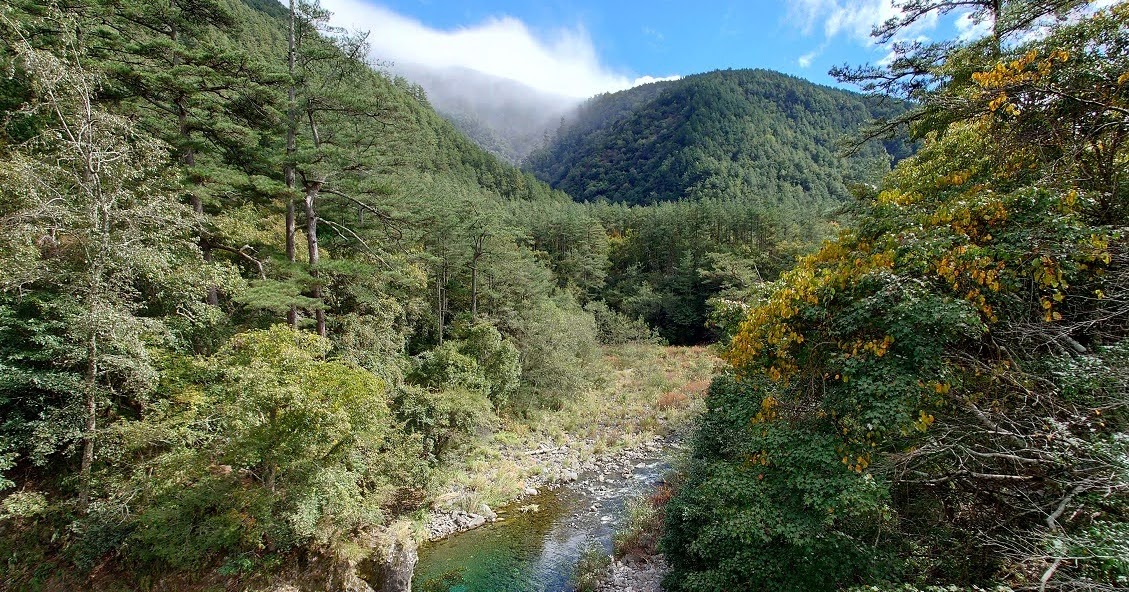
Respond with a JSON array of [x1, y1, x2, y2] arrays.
[[454, 513, 486, 530], [378, 539, 417, 592]]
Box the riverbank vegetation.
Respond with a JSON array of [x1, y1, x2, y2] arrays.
[[422, 343, 714, 517], [0, 3, 731, 584], [664, 2, 1129, 590], [5, 0, 1120, 589]]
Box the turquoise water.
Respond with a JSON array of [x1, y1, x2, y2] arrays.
[[413, 459, 666, 592]]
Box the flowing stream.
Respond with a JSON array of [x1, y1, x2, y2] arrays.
[[413, 454, 669, 592]]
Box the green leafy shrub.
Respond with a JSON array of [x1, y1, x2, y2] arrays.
[[584, 299, 661, 345], [392, 383, 492, 460], [121, 326, 428, 569], [510, 296, 602, 411], [410, 341, 490, 394], [572, 541, 612, 592], [450, 321, 521, 408], [668, 6, 1129, 590], [612, 492, 665, 560], [662, 374, 896, 592]]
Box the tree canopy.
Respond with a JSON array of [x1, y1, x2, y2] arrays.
[[664, 3, 1129, 590]]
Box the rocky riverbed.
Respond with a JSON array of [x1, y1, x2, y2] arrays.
[[596, 556, 668, 592], [425, 433, 675, 541], [415, 433, 679, 592]]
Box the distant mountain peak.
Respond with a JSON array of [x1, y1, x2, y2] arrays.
[[524, 68, 912, 205]]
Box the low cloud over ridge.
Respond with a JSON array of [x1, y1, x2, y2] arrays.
[[319, 0, 679, 100]]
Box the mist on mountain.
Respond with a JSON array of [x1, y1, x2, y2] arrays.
[[391, 63, 580, 164]]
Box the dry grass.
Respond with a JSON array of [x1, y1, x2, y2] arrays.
[[657, 390, 688, 410], [430, 343, 718, 524]]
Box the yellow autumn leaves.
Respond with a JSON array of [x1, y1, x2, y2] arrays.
[[971, 48, 1072, 117]]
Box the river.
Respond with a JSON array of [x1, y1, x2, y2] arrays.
[[412, 453, 669, 592]]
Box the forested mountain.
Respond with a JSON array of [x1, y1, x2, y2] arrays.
[[518, 70, 912, 344], [525, 69, 912, 206]]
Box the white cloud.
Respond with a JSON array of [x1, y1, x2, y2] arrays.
[[790, 0, 898, 43], [631, 74, 683, 86], [954, 10, 992, 41], [798, 49, 819, 68], [789, 0, 944, 70], [318, 0, 678, 99]]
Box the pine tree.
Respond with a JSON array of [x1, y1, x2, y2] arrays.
[[96, 0, 279, 307]]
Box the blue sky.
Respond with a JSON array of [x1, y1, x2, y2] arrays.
[[319, 0, 991, 98]]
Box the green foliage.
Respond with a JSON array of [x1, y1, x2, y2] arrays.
[[510, 296, 603, 412], [507, 199, 610, 301], [123, 326, 428, 569], [392, 383, 492, 460], [571, 541, 612, 592], [450, 321, 521, 407], [409, 320, 520, 406], [590, 198, 811, 344], [411, 341, 491, 394], [612, 494, 662, 560], [668, 4, 1129, 591], [526, 69, 907, 206], [663, 375, 895, 592], [584, 300, 660, 345]]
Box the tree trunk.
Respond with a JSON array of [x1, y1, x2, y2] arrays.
[[470, 262, 478, 319], [79, 329, 97, 510], [469, 228, 487, 319], [285, 0, 298, 328], [305, 182, 325, 337], [436, 261, 448, 345], [170, 11, 219, 307]]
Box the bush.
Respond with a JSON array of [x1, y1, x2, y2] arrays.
[[584, 300, 661, 345], [399, 324, 515, 459], [120, 326, 429, 569], [409, 341, 490, 394], [450, 321, 521, 408], [572, 541, 612, 592], [410, 321, 520, 410], [661, 374, 895, 592], [510, 296, 602, 411], [612, 492, 666, 560], [392, 383, 493, 459]]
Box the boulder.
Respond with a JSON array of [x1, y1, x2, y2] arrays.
[[378, 538, 417, 592]]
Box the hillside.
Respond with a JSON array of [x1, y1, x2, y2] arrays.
[[393, 63, 576, 165], [0, 0, 606, 588], [525, 69, 911, 206]]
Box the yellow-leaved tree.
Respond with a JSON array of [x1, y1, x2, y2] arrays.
[[663, 3, 1129, 591]]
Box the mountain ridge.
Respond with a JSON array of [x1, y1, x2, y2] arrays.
[[524, 68, 912, 206]]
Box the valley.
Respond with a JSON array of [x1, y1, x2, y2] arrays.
[[0, 1, 1125, 591]]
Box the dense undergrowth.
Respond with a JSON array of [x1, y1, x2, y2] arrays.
[[0, 0, 730, 588], [663, 3, 1129, 591]]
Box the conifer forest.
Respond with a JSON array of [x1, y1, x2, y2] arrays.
[[0, 1, 1126, 591]]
